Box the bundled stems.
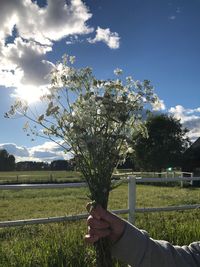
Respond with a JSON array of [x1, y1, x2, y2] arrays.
[[95, 238, 114, 267], [6, 55, 158, 267]]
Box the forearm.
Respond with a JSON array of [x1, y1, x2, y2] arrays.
[[111, 222, 200, 267]]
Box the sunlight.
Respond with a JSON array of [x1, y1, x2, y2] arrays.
[[14, 86, 48, 104]]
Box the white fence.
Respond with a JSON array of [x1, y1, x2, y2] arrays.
[[0, 176, 200, 228]]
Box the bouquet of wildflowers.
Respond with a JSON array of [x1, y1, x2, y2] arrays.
[[6, 55, 159, 266]]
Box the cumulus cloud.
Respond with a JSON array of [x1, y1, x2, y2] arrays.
[[66, 35, 83, 45], [168, 105, 200, 123], [0, 0, 93, 46], [0, 143, 29, 157], [0, 0, 121, 97], [0, 0, 93, 93], [1, 37, 53, 87], [88, 27, 120, 49], [169, 105, 200, 142], [0, 141, 71, 162], [29, 141, 70, 161]]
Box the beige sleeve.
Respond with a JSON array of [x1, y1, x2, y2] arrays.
[[111, 222, 200, 267]]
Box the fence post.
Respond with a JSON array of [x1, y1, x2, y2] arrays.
[[128, 176, 136, 224], [190, 172, 194, 186], [181, 173, 183, 187]]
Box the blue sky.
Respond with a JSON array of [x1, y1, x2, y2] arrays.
[[0, 0, 200, 162]]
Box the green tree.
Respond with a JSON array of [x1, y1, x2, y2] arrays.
[[8, 154, 16, 171], [0, 149, 15, 171], [0, 149, 9, 171], [133, 114, 190, 172]]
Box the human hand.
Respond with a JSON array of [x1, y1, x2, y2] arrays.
[[85, 204, 126, 244]]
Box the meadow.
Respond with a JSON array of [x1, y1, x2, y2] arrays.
[[0, 171, 83, 184], [0, 172, 200, 266], [0, 169, 185, 185]]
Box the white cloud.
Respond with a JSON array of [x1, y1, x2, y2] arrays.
[[0, 0, 93, 46], [66, 35, 83, 45], [41, 0, 93, 42], [0, 0, 121, 94], [169, 15, 176, 20], [1, 37, 53, 87], [29, 141, 72, 162], [168, 105, 200, 123], [88, 27, 120, 49], [0, 141, 71, 162], [0, 69, 23, 88], [0, 143, 29, 157], [0, 0, 93, 93], [168, 105, 200, 142]]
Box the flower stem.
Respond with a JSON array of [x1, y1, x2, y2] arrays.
[[94, 238, 114, 267]]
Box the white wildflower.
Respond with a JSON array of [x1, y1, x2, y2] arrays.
[[114, 68, 123, 76], [69, 56, 76, 64], [127, 147, 134, 154], [134, 80, 142, 89], [126, 76, 133, 83], [152, 97, 166, 111], [97, 108, 101, 115]]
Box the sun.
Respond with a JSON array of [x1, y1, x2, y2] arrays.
[[14, 86, 48, 104]]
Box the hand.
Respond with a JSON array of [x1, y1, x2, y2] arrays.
[[85, 204, 126, 244]]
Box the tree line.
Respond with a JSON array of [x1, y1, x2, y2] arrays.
[[0, 114, 196, 172], [0, 151, 75, 172]]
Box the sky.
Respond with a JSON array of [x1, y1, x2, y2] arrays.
[[0, 0, 200, 162]]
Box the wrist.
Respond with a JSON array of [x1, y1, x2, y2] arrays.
[[109, 214, 126, 243]]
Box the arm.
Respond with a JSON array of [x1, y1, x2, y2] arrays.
[[85, 205, 200, 267], [112, 221, 200, 267]]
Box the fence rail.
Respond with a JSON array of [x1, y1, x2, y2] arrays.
[[0, 176, 200, 228]]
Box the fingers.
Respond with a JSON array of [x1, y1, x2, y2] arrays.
[[85, 203, 125, 244], [85, 234, 99, 244], [87, 203, 114, 223], [85, 227, 111, 244], [89, 226, 111, 238], [87, 215, 110, 229], [85, 213, 111, 245]]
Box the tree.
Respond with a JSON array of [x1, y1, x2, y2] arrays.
[[6, 55, 159, 266], [0, 149, 15, 171], [16, 161, 50, 171], [133, 114, 190, 172], [8, 154, 15, 171], [51, 160, 72, 170]]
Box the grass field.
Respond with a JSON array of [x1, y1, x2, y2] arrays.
[[0, 181, 200, 266], [0, 171, 83, 184], [0, 169, 189, 185]]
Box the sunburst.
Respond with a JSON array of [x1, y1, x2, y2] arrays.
[[14, 86, 48, 104]]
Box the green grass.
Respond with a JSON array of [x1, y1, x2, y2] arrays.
[[0, 171, 83, 184], [0, 170, 189, 185], [0, 183, 200, 266]]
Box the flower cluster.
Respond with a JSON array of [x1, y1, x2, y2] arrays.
[[6, 55, 158, 207], [6, 54, 159, 267]]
